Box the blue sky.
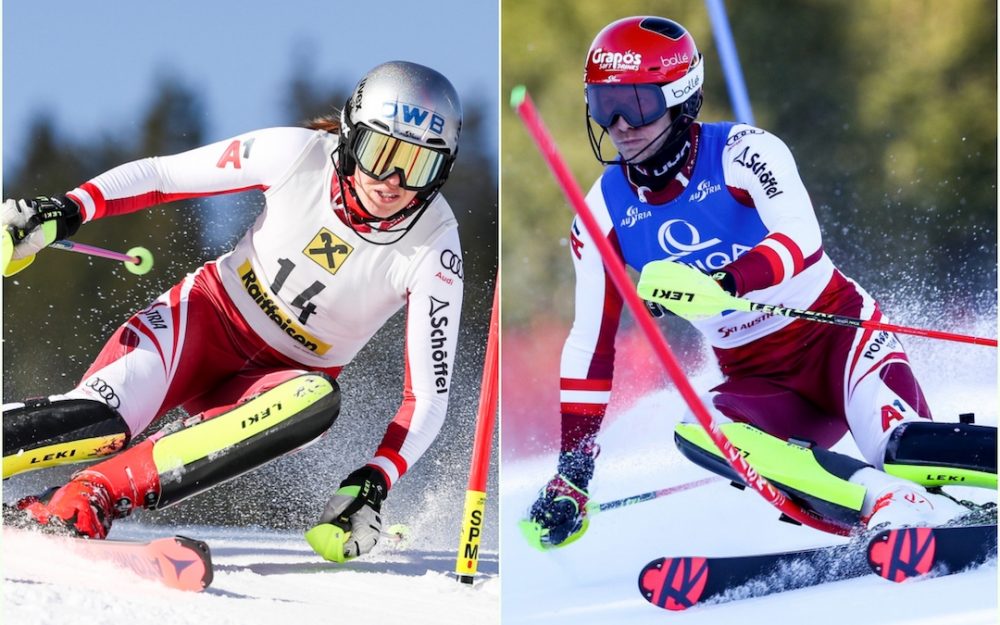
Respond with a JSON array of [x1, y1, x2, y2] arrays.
[[2, 0, 498, 173]]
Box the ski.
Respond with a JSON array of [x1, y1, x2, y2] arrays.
[[867, 524, 997, 582], [638, 523, 997, 611], [637, 538, 869, 610], [7, 530, 214, 592]]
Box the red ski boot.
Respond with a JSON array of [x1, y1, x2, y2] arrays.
[[9, 439, 161, 539], [15, 479, 115, 538]]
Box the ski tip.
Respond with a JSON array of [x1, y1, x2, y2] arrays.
[[638, 556, 709, 611], [867, 526, 937, 582]]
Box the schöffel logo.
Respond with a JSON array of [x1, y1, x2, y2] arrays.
[[620, 205, 653, 228], [429, 296, 451, 394], [591, 47, 642, 72], [732, 147, 784, 198], [689, 179, 721, 203], [658, 219, 721, 261], [382, 101, 445, 135]]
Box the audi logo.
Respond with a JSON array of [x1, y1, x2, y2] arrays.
[[440, 249, 464, 280], [85, 377, 121, 409]]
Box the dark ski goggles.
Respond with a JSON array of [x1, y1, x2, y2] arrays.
[[352, 126, 448, 190], [586, 83, 671, 129]]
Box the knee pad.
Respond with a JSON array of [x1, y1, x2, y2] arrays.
[[883, 421, 997, 488], [674, 422, 868, 526], [3, 398, 130, 479], [149, 372, 340, 508]]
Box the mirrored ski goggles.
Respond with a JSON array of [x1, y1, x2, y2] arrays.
[[352, 126, 448, 190], [586, 61, 704, 128]]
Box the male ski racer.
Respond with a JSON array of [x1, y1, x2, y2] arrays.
[[3, 61, 466, 563], [525, 16, 996, 548]]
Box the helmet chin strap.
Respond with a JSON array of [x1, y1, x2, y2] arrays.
[[331, 165, 433, 246]]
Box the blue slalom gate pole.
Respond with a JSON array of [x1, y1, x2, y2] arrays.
[[705, 0, 755, 125]]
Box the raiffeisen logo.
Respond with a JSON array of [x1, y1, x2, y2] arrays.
[[591, 48, 643, 72]]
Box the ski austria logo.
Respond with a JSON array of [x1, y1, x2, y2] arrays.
[[658, 219, 721, 261], [620, 205, 653, 228], [591, 47, 643, 72], [689, 180, 721, 203], [382, 101, 445, 136]]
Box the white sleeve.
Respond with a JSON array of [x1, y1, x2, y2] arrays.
[[67, 127, 321, 222], [368, 226, 464, 488]]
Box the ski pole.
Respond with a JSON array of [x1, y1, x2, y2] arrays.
[[588, 476, 723, 515], [512, 86, 850, 536], [50, 240, 155, 276], [638, 260, 997, 348]]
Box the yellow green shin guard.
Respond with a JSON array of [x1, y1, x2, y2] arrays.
[[674, 422, 867, 526]]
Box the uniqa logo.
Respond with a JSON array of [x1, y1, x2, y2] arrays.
[[658, 219, 721, 260], [620, 204, 653, 228], [591, 47, 643, 71], [689, 179, 722, 203]]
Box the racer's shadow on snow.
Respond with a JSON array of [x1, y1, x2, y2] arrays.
[[211, 544, 499, 578]]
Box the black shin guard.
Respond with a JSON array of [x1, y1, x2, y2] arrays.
[[884, 421, 997, 488], [2, 398, 130, 479]]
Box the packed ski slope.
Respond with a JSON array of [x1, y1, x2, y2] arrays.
[[3, 523, 499, 624], [502, 316, 998, 624]]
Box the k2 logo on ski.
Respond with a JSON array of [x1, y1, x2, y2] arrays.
[[732, 146, 784, 198], [620, 204, 653, 228], [689, 179, 721, 203]]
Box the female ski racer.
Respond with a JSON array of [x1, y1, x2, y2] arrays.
[[2, 60, 466, 562], [525, 17, 996, 548]]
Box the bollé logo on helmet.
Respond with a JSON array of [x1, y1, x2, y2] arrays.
[[591, 47, 643, 72], [671, 75, 701, 99], [660, 52, 690, 68], [382, 101, 445, 135]]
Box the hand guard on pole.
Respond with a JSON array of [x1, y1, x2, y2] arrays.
[[2, 195, 83, 276], [307, 465, 387, 562]]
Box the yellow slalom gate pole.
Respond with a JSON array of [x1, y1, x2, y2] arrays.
[[455, 271, 500, 583]]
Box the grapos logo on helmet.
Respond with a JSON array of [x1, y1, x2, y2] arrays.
[[591, 48, 643, 72], [381, 102, 446, 135]]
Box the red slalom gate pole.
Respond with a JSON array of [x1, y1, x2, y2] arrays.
[[511, 86, 851, 536], [455, 271, 500, 583]]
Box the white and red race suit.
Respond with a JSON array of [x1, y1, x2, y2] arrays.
[[58, 127, 463, 489], [560, 122, 930, 467]]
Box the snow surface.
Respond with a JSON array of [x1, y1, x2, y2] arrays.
[[3, 523, 498, 624], [502, 321, 998, 625]]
